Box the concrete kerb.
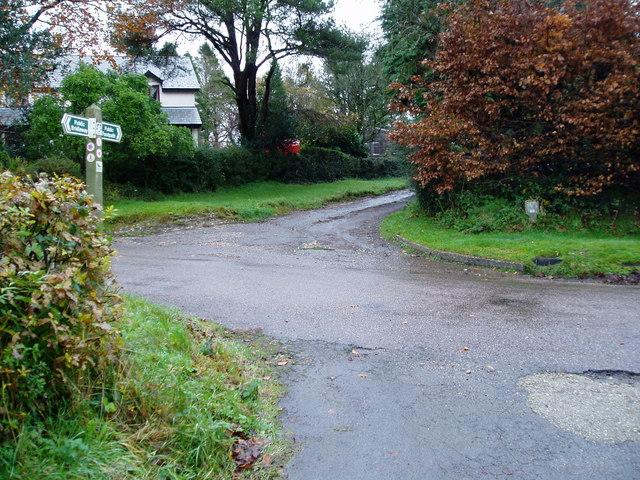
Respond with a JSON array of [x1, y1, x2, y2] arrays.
[[394, 235, 524, 272]]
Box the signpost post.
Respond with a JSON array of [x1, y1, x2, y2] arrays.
[[84, 104, 102, 206], [61, 105, 122, 209]]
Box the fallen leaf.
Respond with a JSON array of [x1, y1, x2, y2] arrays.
[[401, 320, 409, 325], [262, 454, 272, 465], [233, 437, 269, 469], [487, 365, 495, 372], [351, 349, 360, 356], [277, 360, 288, 366], [359, 373, 367, 378]]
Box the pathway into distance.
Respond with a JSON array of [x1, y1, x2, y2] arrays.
[[113, 191, 639, 480]]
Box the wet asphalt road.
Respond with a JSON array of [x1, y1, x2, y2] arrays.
[[112, 190, 640, 479]]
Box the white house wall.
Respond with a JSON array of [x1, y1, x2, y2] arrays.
[[160, 91, 196, 107]]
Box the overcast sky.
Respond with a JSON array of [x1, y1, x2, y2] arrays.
[[334, 0, 382, 33]]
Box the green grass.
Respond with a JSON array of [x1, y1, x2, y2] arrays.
[[106, 178, 407, 228], [1, 297, 288, 480], [381, 206, 640, 277]]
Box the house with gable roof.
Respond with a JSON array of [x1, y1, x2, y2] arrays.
[[1, 55, 203, 145]]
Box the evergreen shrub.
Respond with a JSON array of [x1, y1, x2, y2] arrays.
[[298, 122, 368, 158], [28, 156, 82, 179], [193, 146, 226, 191], [290, 147, 359, 183], [356, 156, 408, 179]]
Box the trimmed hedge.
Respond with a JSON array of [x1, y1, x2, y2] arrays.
[[189, 145, 407, 188], [277, 146, 359, 183]]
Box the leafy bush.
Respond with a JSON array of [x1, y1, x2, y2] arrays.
[[391, 0, 639, 200], [140, 126, 197, 194], [23, 96, 84, 162], [193, 146, 226, 191], [424, 188, 639, 235], [172, 144, 408, 189], [356, 156, 408, 179], [266, 148, 407, 184], [23, 65, 199, 194], [298, 122, 367, 158], [284, 146, 359, 183], [0, 154, 31, 177], [214, 146, 266, 186], [194, 146, 286, 187], [0, 173, 122, 437], [28, 156, 82, 178], [435, 195, 527, 233]]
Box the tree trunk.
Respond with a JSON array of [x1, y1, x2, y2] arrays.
[[233, 65, 261, 143]]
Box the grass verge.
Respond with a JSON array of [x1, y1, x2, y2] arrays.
[[381, 206, 640, 278], [106, 179, 407, 228], [1, 296, 289, 479]]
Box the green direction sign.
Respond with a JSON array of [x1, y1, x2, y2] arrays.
[[61, 113, 92, 137], [98, 121, 123, 143]]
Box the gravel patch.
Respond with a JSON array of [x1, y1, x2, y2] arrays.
[[518, 372, 640, 443]]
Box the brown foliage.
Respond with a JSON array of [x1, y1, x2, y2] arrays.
[[390, 0, 640, 196]]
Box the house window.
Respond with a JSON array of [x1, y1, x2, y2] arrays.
[[149, 85, 160, 101], [371, 141, 382, 156]]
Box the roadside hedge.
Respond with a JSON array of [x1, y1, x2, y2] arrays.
[[189, 145, 406, 188], [0, 173, 122, 437]]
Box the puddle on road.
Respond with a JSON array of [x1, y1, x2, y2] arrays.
[[300, 240, 335, 251], [518, 372, 640, 443]]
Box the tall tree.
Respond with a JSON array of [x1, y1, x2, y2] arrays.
[[0, 1, 117, 104], [378, 0, 452, 84], [1, 1, 63, 103], [325, 51, 390, 143], [258, 61, 297, 149], [284, 63, 334, 118], [192, 43, 239, 147], [112, 0, 356, 144]]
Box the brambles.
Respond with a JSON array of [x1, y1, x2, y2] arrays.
[[0, 173, 121, 437], [391, 0, 640, 200]]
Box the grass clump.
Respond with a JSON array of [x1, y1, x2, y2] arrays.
[[381, 203, 640, 278], [106, 178, 407, 228], [1, 296, 288, 479]]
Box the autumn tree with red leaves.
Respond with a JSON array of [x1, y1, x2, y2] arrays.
[[390, 0, 640, 200], [0, 1, 119, 104]]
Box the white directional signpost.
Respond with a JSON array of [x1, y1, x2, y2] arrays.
[[99, 121, 123, 143], [61, 105, 122, 209], [61, 114, 94, 138]]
